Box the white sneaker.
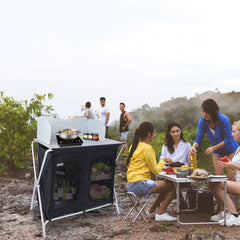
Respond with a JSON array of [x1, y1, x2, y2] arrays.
[[146, 207, 159, 219], [236, 216, 240, 226], [155, 212, 177, 222], [211, 211, 224, 222], [219, 213, 238, 226]]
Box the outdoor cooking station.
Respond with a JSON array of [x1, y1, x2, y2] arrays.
[[30, 116, 123, 238]]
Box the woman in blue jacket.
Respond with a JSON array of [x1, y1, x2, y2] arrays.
[[189, 99, 239, 176]]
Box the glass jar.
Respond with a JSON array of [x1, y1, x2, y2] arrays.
[[93, 133, 99, 141], [83, 133, 88, 139]]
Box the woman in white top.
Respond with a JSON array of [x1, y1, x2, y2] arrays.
[[160, 122, 191, 166], [160, 122, 191, 209], [210, 121, 240, 226]]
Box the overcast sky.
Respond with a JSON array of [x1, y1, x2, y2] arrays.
[[1, 0, 240, 124]]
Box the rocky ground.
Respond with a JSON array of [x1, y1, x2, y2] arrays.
[[1, 158, 240, 240]]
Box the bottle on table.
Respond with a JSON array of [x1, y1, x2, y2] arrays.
[[190, 154, 197, 170]]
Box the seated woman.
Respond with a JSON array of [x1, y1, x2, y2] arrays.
[[127, 121, 176, 222], [210, 121, 240, 226], [160, 122, 191, 166], [160, 122, 191, 208]]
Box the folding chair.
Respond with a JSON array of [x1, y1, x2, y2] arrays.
[[124, 191, 154, 223]]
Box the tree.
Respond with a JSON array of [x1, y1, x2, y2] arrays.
[[0, 92, 54, 175]]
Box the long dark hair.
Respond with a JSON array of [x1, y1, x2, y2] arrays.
[[127, 122, 154, 166], [164, 122, 185, 154], [201, 99, 219, 124]]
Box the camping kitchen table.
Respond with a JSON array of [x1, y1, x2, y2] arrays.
[[156, 172, 228, 227], [30, 138, 123, 238]]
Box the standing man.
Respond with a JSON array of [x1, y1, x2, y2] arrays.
[[119, 102, 132, 151], [99, 97, 110, 138]]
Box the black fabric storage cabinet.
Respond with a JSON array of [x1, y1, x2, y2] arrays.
[[38, 143, 121, 220], [31, 138, 123, 238], [31, 117, 123, 238]]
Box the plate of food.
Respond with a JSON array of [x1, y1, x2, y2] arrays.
[[186, 168, 214, 179]]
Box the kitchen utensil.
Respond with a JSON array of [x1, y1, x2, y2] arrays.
[[57, 129, 80, 140]]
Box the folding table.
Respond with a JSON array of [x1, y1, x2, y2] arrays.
[[157, 172, 228, 227]]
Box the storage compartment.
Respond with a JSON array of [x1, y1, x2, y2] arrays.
[[38, 143, 120, 220], [53, 159, 82, 209], [90, 161, 112, 200]]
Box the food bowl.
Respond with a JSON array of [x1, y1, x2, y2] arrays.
[[176, 171, 189, 178], [58, 129, 80, 139], [176, 168, 193, 178]]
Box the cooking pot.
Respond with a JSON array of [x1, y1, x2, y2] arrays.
[[57, 129, 80, 140]]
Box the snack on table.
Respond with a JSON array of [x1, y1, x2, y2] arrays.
[[180, 165, 189, 168], [178, 168, 189, 172], [162, 167, 175, 173], [191, 168, 208, 178]]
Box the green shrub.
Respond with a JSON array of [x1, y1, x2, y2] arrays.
[[151, 132, 165, 160], [0, 92, 54, 175]]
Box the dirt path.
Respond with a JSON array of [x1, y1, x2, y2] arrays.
[[0, 159, 240, 240]]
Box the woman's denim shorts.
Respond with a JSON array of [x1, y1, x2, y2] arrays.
[[212, 152, 235, 157], [127, 180, 157, 198]]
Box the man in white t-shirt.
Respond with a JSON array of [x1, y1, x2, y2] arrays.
[[99, 97, 110, 138]]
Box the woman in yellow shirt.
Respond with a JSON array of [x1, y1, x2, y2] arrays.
[[127, 122, 176, 221]]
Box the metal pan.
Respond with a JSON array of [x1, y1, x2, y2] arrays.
[[57, 129, 80, 140]]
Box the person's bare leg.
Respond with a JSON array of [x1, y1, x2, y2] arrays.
[[121, 139, 128, 151], [210, 181, 238, 214], [147, 193, 165, 213], [157, 189, 176, 215], [212, 155, 224, 175], [226, 153, 236, 181], [148, 181, 175, 213]]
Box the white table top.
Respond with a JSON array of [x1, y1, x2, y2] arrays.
[[157, 172, 228, 183], [34, 138, 123, 149]]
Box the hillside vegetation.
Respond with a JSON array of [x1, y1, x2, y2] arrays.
[[127, 90, 240, 130], [1, 90, 240, 175]]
